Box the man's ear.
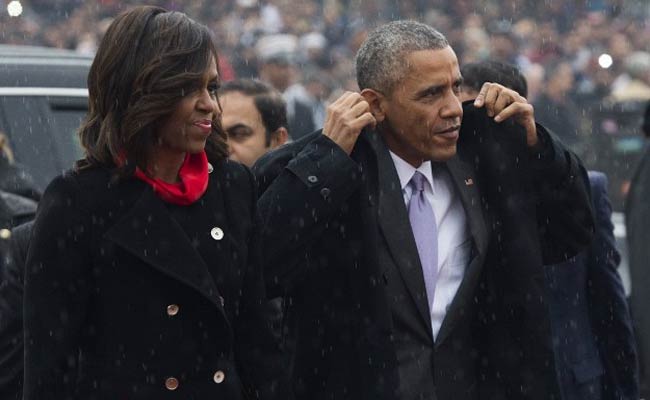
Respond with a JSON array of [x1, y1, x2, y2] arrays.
[[360, 88, 386, 123], [269, 127, 289, 149]]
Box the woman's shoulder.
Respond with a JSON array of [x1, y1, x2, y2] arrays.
[[41, 167, 113, 211]]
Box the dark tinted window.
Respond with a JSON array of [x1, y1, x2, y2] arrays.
[[0, 95, 87, 190]]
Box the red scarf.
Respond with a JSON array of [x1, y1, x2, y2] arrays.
[[132, 151, 209, 205]]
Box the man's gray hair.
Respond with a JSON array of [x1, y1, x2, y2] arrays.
[[356, 20, 449, 94]]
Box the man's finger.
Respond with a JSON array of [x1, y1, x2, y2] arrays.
[[493, 91, 511, 115], [351, 112, 377, 131], [483, 84, 499, 117], [349, 99, 370, 116], [338, 92, 364, 108], [494, 102, 531, 122], [329, 91, 357, 108], [473, 82, 490, 107]]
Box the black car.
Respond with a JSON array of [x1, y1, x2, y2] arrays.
[[0, 45, 90, 191]]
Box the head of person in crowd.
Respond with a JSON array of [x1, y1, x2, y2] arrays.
[[625, 52, 650, 86], [256, 34, 299, 93], [303, 67, 334, 103], [540, 61, 575, 103], [356, 20, 463, 165], [219, 79, 289, 167], [459, 60, 528, 102], [488, 21, 519, 64], [77, 5, 228, 177], [299, 32, 330, 68]]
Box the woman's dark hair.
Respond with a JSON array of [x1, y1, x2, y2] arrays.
[[76, 5, 228, 174]]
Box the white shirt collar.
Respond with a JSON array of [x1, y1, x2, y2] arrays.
[[388, 150, 435, 193]]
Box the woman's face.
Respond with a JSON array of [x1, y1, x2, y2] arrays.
[[156, 56, 220, 156]]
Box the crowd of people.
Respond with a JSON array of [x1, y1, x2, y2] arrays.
[[3, 0, 650, 207], [0, 1, 650, 400], [3, 1, 650, 131]]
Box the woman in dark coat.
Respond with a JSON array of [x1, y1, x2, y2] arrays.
[[23, 6, 285, 399]]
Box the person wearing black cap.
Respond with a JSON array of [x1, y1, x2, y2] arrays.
[[627, 100, 650, 399]]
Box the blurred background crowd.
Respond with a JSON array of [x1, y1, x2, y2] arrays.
[[2, 0, 650, 206]]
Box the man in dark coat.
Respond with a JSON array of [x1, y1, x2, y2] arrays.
[[254, 21, 593, 400], [546, 171, 638, 400], [0, 193, 36, 400], [627, 100, 650, 398]]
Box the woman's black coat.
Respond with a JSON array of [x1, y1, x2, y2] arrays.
[[23, 160, 285, 399]]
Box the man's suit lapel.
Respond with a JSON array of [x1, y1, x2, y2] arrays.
[[366, 132, 433, 334], [436, 155, 488, 346], [104, 185, 229, 317]]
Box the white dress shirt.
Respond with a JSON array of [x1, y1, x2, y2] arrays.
[[389, 151, 471, 340]]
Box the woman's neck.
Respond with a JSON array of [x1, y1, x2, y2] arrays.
[[147, 148, 186, 184]]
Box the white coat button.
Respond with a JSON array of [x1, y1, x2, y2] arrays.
[[307, 175, 318, 183], [167, 304, 179, 316], [208, 162, 214, 174], [0, 229, 10, 240], [165, 376, 179, 390], [210, 227, 224, 241], [213, 370, 225, 384]]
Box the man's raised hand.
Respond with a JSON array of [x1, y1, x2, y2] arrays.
[[474, 82, 538, 147], [322, 91, 376, 155]]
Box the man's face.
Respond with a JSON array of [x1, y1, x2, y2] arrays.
[[221, 91, 270, 167], [378, 47, 463, 166], [260, 61, 293, 92]]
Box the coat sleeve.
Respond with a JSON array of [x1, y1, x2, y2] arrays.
[[0, 221, 32, 399], [529, 124, 595, 263], [586, 172, 640, 400], [234, 167, 292, 400], [253, 133, 361, 296], [23, 175, 92, 400]]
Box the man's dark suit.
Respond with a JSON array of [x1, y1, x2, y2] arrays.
[[545, 171, 638, 400], [254, 104, 594, 400], [626, 142, 650, 398]]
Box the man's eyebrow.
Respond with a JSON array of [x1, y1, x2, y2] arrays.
[[415, 77, 465, 97], [226, 123, 253, 132], [415, 84, 445, 97]]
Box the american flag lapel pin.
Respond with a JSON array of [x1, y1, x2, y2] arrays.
[[464, 178, 474, 186]]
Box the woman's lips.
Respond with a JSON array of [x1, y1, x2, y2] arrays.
[[193, 120, 212, 134]]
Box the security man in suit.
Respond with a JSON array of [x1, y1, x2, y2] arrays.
[[254, 21, 594, 400]]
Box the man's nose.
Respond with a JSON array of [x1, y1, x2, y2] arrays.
[[441, 92, 463, 119]]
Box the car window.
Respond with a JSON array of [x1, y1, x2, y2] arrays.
[[0, 95, 87, 190]]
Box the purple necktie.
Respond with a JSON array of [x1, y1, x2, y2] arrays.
[[408, 171, 438, 309]]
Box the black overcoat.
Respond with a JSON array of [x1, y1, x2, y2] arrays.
[[23, 160, 286, 399], [254, 104, 594, 400]]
